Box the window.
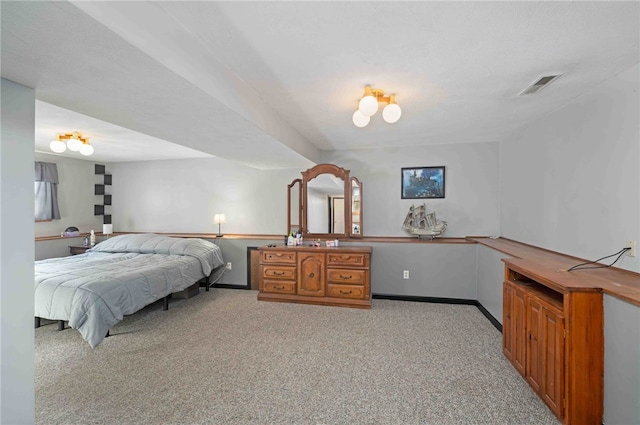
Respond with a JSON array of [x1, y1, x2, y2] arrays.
[[34, 161, 60, 221]]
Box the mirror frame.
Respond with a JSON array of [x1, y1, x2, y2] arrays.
[[350, 176, 363, 237], [287, 179, 302, 235], [288, 163, 363, 239]]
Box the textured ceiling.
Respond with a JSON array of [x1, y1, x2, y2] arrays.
[[2, 1, 639, 168]]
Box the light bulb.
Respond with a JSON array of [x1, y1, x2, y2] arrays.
[[382, 103, 402, 123], [50, 139, 67, 153], [352, 110, 370, 128], [67, 137, 82, 151], [358, 95, 378, 117], [79, 143, 94, 156]]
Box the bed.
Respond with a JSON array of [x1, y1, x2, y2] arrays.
[[34, 233, 225, 348]]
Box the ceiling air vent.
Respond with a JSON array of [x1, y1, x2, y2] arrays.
[[519, 74, 562, 96]]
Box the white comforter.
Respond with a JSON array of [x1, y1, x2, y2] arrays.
[[35, 234, 224, 348]]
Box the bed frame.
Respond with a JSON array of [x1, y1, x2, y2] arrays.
[[34, 264, 226, 336]]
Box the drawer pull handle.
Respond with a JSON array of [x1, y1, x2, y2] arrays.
[[272, 271, 285, 276], [340, 255, 352, 260], [274, 285, 285, 290], [340, 290, 353, 295], [309, 272, 315, 278], [339, 274, 352, 280]]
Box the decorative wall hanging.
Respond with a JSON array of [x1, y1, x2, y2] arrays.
[[401, 166, 445, 199]]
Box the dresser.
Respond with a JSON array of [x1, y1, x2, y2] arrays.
[[257, 245, 372, 309]]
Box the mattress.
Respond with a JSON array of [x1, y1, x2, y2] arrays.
[[35, 234, 224, 348]]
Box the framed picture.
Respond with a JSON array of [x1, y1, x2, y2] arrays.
[[401, 166, 445, 199]]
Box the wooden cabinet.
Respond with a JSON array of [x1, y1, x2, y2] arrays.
[[523, 290, 565, 420], [258, 245, 372, 308], [297, 252, 325, 296], [502, 261, 602, 425], [503, 281, 528, 376], [526, 296, 543, 393], [539, 304, 565, 418]]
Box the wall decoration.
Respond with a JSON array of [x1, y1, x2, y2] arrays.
[[402, 203, 447, 239], [401, 166, 445, 199]]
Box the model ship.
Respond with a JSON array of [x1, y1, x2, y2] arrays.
[[402, 204, 447, 239]]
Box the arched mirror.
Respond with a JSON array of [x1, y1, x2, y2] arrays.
[[288, 164, 363, 238], [307, 173, 345, 234]]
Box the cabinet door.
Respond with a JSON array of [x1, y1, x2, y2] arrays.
[[513, 286, 527, 376], [541, 307, 565, 419], [503, 282, 515, 361], [527, 297, 542, 393], [297, 252, 325, 297]]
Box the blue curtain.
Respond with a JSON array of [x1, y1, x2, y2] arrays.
[[35, 162, 61, 220]]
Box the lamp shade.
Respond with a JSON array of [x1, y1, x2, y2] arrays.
[[358, 95, 379, 117], [352, 110, 370, 128], [214, 213, 226, 224], [382, 103, 402, 123], [50, 139, 67, 153], [102, 224, 113, 235], [67, 137, 82, 151], [79, 143, 94, 156]]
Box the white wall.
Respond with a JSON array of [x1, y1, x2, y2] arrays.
[[110, 142, 500, 239], [34, 152, 104, 238], [1, 78, 35, 424], [604, 295, 640, 425], [355, 241, 478, 299], [476, 244, 512, 325], [109, 157, 299, 235], [499, 64, 640, 424], [322, 142, 500, 237], [501, 64, 639, 273]]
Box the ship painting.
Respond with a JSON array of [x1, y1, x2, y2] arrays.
[[402, 204, 447, 239], [401, 166, 445, 199]]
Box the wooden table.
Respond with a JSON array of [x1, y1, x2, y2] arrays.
[[69, 246, 90, 255]]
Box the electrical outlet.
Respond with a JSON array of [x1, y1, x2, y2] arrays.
[[226, 262, 232, 270], [403, 270, 409, 279], [627, 240, 637, 257]]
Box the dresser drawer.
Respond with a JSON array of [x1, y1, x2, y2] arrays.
[[263, 280, 296, 294], [327, 268, 366, 285], [261, 265, 296, 280], [327, 253, 368, 268], [262, 250, 296, 264], [327, 283, 366, 300]]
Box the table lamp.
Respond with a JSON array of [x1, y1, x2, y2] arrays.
[[214, 214, 226, 237], [103, 223, 113, 239]]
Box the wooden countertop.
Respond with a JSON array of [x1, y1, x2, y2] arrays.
[[37, 232, 474, 244], [469, 237, 640, 306], [260, 245, 372, 253]]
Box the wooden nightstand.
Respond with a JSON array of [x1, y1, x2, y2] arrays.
[[69, 246, 90, 255]]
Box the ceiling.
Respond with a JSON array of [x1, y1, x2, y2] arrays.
[[2, 1, 638, 169], [35, 100, 213, 162]]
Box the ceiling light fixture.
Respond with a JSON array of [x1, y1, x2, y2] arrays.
[[49, 132, 94, 156], [353, 86, 402, 127]]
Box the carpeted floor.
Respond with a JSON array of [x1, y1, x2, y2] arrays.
[[35, 288, 560, 425]]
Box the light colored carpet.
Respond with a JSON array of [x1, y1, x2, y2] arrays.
[[35, 289, 560, 425]]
